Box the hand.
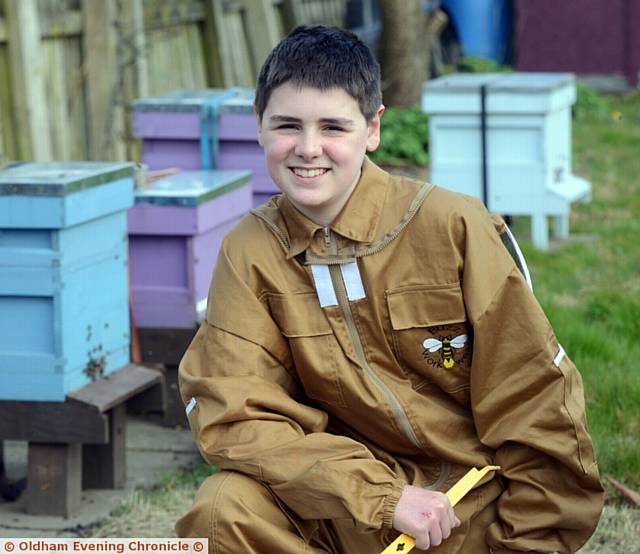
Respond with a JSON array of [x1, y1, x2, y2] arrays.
[[392, 485, 461, 550]]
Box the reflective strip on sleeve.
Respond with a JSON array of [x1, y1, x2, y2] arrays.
[[340, 262, 366, 301], [553, 345, 566, 367], [196, 297, 208, 316], [185, 397, 197, 416], [310, 264, 338, 307], [503, 224, 533, 291]]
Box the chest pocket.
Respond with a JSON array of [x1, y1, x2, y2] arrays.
[[268, 292, 347, 408], [386, 284, 472, 405]]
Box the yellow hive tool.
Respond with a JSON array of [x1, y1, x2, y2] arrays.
[[380, 465, 500, 554]]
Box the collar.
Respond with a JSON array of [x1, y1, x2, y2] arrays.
[[279, 157, 390, 259]]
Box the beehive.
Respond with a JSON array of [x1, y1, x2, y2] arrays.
[[0, 162, 135, 401], [422, 73, 591, 249], [128, 170, 252, 329], [132, 88, 278, 207]]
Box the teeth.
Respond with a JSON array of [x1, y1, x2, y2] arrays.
[[292, 168, 328, 178]]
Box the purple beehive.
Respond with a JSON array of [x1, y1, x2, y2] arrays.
[[132, 89, 279, 207], [128, 170, 252, 329]]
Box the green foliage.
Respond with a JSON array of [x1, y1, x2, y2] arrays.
[[160, 461, 219, 490], [369, 105, 429, 167], [573, 84, 612, 121], [458, 55, 513, 74]]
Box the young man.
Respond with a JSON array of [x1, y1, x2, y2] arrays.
[[176, 25, 603, 553]]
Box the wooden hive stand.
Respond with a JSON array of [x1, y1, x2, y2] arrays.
[[137, 328, 196, 428], [0, 364, 165, 517]]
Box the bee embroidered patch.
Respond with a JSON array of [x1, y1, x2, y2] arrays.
[[422, 334, 468, 369]]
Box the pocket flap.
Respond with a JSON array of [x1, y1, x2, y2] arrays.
[[387, 284, 466, 330], [268, 293, 332, 337]]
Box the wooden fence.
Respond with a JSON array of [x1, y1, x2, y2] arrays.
[[0, 0, 347, 164]]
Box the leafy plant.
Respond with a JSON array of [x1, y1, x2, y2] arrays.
[[573, 83, 612, 121], [369, 105, 429, 167], [458, 55, 512, 74]]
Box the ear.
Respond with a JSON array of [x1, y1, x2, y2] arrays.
[[254, 105, 264, 147], [366, 104, 385, 152]]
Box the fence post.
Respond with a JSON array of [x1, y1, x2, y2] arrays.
[[202, 0, 229, 87], [82, 0, 126, 161], [5, 0, 52, 161], [120, 0, 148, 161], [244, 0, 281, 73]]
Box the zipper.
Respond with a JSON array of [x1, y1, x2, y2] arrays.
[[324, 228, 423, 450], [323, 225, 331, 249], [306, 183, 435, 265]]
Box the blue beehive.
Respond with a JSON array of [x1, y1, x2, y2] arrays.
[[0, 162, 135, 401]]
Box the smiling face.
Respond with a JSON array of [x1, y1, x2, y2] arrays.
[[257, 83, 384, 225]]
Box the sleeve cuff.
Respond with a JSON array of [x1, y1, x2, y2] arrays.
[[381, 479, 406, 529]]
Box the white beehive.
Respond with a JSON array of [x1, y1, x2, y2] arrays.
[[422, 72, 591, 250]]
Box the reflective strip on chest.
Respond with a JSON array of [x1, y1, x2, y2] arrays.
[[340, 262, 366, 301], [310, 264, 338, 307], [310, 262, 366, 307]]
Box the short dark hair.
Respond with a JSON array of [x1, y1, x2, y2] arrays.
[[254, 25, 382, 121]]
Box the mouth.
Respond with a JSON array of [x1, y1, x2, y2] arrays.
[[289, 167, 330, 178]]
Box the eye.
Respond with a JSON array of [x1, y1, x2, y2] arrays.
[[274, 123, 299, 131], [323, 125, 346, 134]]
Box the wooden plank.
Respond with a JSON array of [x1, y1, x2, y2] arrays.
[[5, 0, 53, 160], [82, 0, 126, 161], [41, 9, 83, 39], [187, 23, 208, 87], [26, 443, 82, 517], [0, 51, 7, 165], [0, 401, 109, 444], [203, 0, 235, 87], [143, 0, 205, 29], [83, 403, 127, 489], [120, 0, 148, 161], [244, 0, 281, 73], [122, 0, 149, 98], [67, 364, 162, 414], [43, 38, 72, 160], [276, 0, 300, 33], [62, 35, 89, 160], [0, 10, 84, 42], [226, 11, 255, 86], [202, 0, 227, 86]]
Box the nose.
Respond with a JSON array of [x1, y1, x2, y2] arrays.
[[294, 130, 322, 160]]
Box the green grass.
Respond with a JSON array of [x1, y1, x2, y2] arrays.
[[516, 89, 640, 489]]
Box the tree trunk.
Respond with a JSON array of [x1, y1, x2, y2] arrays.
[[378, 0, 446, 107]]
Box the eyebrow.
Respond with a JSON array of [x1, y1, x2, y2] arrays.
[[268, 115, 356, 127]]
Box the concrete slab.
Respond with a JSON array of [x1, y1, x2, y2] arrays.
[[0, 416, 199, 537]]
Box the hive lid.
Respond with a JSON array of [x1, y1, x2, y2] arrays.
[[0, 162, 135, 197], [423, 72, 575, 93], [422, 72, 576, 115], [219, 87, 255, 114], [134, 170, 252, 207], [132, 88, 254, 114]]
